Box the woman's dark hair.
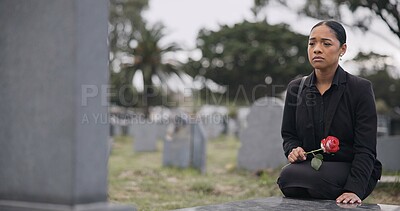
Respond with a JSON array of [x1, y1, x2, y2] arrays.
[[311, 20, 346, 46]]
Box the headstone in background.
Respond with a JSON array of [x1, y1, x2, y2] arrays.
[[198, 106, 226, 139], [163, 121, 207, 173], [236, 107, 250, 135], [133, 123, 159, 152], [163, 124, 192, 168], [377, 135, 400, 171], [202, 118, 224, 139], [108, 137, 114, 157], [0, 1, 134, 210], [227, 118, 239, 136], [127, 123, 135, 137], [156, 123, 168, 141], [110, 123, 123, 137], [237, 97, 287, 171], [191, 123, 207, 174]]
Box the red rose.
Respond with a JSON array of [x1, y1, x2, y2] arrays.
[[287, 135, 341, 170], [321, 136, 340, 153]]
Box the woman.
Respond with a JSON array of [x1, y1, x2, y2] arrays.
[[277, 20, 382, 204]]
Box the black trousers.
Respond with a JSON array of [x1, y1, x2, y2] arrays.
[[277, 161, 377, 200]]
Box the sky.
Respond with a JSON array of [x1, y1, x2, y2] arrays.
[[143, 0, 400, 75]]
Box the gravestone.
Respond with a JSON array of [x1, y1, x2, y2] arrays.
[[237, 97, 287, 171], [110, 123, 123, 137], [156, 123, 168, 141], [198, 106, 226, 139], [133, 123, 159, 152], [201, 113, 225, 140], [377, 135, 400, 171], [191, 123, 207, 174], [172, 196, 400, 211], [163, 124, 192, 168], [0, 1, 134, 210], [227, 118, 239, 136], [163, 121, 207, 173], [127, 123, 135, 137], [108, 137, 114, 158], [237, 107, 250, 134]]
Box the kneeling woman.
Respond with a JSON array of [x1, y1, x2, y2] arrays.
[[277, 20, 382, 204]]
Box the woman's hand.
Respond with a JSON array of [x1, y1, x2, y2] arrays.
[[336, 192, 361, 204], [288, 147, 307, 163]]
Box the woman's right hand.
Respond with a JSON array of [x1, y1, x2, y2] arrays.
[[288, 147, 307, 163]]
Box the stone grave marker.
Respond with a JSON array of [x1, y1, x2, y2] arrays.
[[0, 1, 134, 210], [163, 119, 207, 172], [237, 97, 287, 171], [191, 123, 207, 174], [133, 123, 159, 152], [377, 135, 400, 171], [163, 123, 192, 168]]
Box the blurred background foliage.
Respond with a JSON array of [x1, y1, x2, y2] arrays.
[[184, 21, 310, 102], [108, 0, 400, 114]]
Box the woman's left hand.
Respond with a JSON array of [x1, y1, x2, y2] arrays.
[[336, 192, 361, 204]]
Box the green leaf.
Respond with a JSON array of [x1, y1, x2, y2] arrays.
[[315, 154, 323, 160], [311, 157, 322, 171]]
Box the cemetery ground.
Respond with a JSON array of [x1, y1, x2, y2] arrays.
[[108, 135, 400, 211]]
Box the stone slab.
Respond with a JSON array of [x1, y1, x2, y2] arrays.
[[0, 0, 134, 209], [133, 123, 159, 152], [191, 123, 207, 174], [163, 122, 207, 172], [163, 125, 192, 168], [172, 197, 400, 211], [110, 124, 123, 137], [377, 135, 400, 171], [0, 201, 135, 211], [237, 97, 287, 171]]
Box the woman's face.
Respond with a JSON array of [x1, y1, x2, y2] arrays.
[[307, 25, 346, 71]]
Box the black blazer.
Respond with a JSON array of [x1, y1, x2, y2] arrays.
[[281, 66, 382, 198]]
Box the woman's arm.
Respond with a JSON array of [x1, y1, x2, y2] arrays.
[[343, 80, 378, 198], [281, 79, 303, 158]]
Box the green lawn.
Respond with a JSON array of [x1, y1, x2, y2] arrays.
[[108, 135, 400, 211]]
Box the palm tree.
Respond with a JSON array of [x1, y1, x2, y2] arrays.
[[121, 21, 181, 118]]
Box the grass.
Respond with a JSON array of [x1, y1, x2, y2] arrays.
[[108, 135, 400, 211]]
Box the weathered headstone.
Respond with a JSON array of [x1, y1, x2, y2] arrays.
[[237, 107, 250, 134], [227, 118, 239, 136], [110, 123, 123, 137], [163, 124, 192, 168], [163, 120, 207, 173], [377, 135, 400, 171], [108, 137, 114, 158], [198, 106, 226, 139], [156, 123, 168, 141], [202, 118, 225, 139], [127, 123, 135, 137], [237, 97, 287, 171], [0, 1, 134, 210], [133, 123, 159, 152], [191, 123, 207, 174]]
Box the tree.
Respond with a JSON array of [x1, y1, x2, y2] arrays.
[[109, 0, 149, 109], [109, 0, 182, 117], [352, 52, 400, 110], [109, 0, 149, 54], [125, 22, 181, 116], [254, 0, 400, 42], [184, 20, 311, 105]]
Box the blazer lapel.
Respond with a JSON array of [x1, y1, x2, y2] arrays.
[[303, 76, 316, 144], [324, 67, 347, 137]]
